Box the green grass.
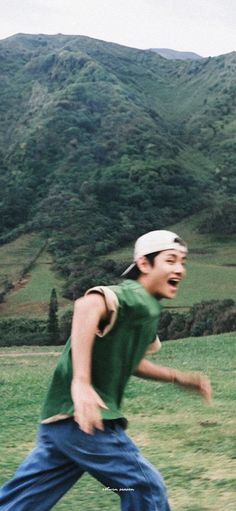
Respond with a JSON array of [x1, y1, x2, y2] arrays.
[[8, 251, 70, 315], [9, 252, 62, 303], [0, 236, 71, 317], [0, 333, 235, 510], [169, 260, 236, 307], [0, 234, 44, 288]]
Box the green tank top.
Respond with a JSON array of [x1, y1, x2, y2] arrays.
[[41, 280, 162, 425]]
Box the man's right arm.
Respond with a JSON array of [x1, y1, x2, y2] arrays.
[[70, 293, 108, 434]]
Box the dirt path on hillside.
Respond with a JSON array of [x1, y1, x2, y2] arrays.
[[0, 351, 61, 358]]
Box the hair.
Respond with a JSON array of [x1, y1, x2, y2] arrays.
[[127, 251, 160, 280], [174, 236, 187, 248]]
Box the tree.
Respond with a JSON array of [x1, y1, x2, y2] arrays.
[[47, 288, 59, 344]]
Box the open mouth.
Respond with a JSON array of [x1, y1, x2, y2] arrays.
[[168, 279, 180, 288]]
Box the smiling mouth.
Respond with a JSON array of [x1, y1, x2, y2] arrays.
[[168, 279, 180, 288]]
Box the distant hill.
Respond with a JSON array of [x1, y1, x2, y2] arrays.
[[0, 33, 235, 299], [149, 48, 202, 60]]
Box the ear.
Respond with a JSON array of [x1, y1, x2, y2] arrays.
[[136, 256, 152, 275]]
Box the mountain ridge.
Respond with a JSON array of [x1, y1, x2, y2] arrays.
[[149, 48, 202, 60], [0, 33, 235, 298], [1, 32, 233, 59]]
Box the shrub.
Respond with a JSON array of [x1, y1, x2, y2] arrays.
[[0, 299, 235, 347], [160, 299, 235, 341], [0, 317, 49, 347]]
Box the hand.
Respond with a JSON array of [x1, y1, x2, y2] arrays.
[[71, 380, 108, 434], [192, 374, 212, 403], [175, 371, 212, 403]]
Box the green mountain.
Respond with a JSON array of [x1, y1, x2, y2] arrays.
[[0, 34, 235, 298]]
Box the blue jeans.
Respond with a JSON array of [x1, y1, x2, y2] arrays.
[[0, 418, 171, 511]]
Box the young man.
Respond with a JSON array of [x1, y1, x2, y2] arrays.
[[0, 230, 212, 511]]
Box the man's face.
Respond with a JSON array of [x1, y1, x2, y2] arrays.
[[140, 249, 187, 299]]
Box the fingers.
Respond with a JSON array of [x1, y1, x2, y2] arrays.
[[183, 373, 213, 404], [199, 379, 213, 403], [74, 411, 103, 434], [96, 395, 109, 410], [71, 382, 108, 434], [74, 400, 106, 435], [75, 406, 104, 432], [193, 374, 212, 403]]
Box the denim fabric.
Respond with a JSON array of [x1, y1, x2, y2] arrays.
[[0, 419, 171, 511]]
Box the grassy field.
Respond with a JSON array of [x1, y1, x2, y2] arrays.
[[0, 333, 235, 510], [0, 235, 71, 318], [0, 234, 44, 289]]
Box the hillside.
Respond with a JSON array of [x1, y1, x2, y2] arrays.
[[0, 235, 70, 318], [149, 48, 202, 60], [0, 214, 235, 320], [0, 33, 235, 300]]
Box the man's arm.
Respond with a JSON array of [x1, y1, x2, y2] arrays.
[[134, 358, 212, 402], [70, 293, 108, 434]]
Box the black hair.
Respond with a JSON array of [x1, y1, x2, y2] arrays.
[[126, 251, 160, 280], [174, 236, 187, 248]]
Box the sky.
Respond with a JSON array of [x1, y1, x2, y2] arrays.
[[1, 0, 236, 57]]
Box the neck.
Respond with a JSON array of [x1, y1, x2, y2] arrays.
[[137, 275, 160, 299]]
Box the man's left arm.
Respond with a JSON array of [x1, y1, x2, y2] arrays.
[[134, 358, 212, 402]]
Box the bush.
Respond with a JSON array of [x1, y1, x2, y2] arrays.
[[0, 317, 50, 347], [160, 299, 235, 341], [214, 306, 236, 334], [0, 299, 235, 347]]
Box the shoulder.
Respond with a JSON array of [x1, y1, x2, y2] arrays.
[[84, 285, 119, 337], [85, 285, 119, 311], [110, 280, 162, 319], [74, 291, 107, 315]]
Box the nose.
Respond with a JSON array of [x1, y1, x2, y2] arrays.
[[174, 263, 186, 276]]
